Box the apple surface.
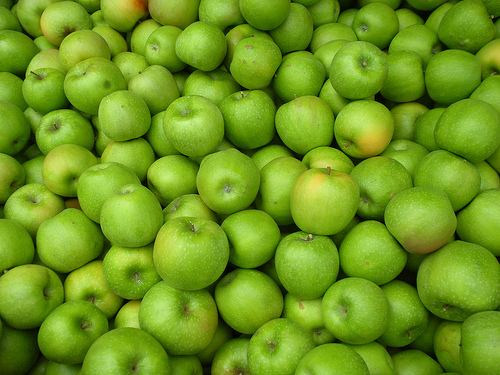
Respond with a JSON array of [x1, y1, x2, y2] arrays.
[[100, 0, 148, 33], [0, 153, 25, 205], [239, 0, 291, 30], [0, 100, 31, 156], [0, 218, 35, 273], [391, 349, 444, 374], [433, 320, 462, 372], [211, 337, 251, 375]]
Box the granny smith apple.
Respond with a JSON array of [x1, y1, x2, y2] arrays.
[[144, 25, 186, 73], [310, 21, 357, 53], [163, 194, 219, 224], [352, 2, 399, 49], [0, 100, 31, 156], [250, 144, 295, 170], [470, 75, 500, 112], [148, 0, 201, 29], [433, 320, 462, 372], [0, 218, 35, 273], [307, 0, 341, 27], [391, 349, 444, 374], [198, 0, 245, 30], [413, 107, 446, 152], [58, 29, 111, 72], [0, 30, 40, 77], [100, 0, 148, 33], [302, 145, 355, 173], [0, 324, 40, 375], [239, 0, 291, 30], [345, 341, 396, 375], [22, 68, 69, 114], [111, 51, 150, 84], [211, 337, 251, 375], [0, 71, 27, 111], [0, 153, 25, 205], [114, 299, 141, 329], [182, 68, 240, 107]]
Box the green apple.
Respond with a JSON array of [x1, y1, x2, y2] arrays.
[[433, 320, 462, 372], [0, 71, 27, 111], [196, 148, 261, 215], [395, 7, 425, 30], [417, 240, 500, 321], [0, 4, 22, 32], [438, 0, 496, 54], [407, 312, 442, 356], [275, 231, 339, 299], [250, 144, 294, 170], [139, 281, 218, 355], [352, 2, 399, 49], [247, 318, 315, 375], [0, 218, 34, 273], [229, 36, 282, 89], [215, 268, 284, 335], [307, 0, 341, 28], [219, 89, 276, 150], [153, 216, 229, 291], [339, 220, 408, 285], [64, 260, 124, 319], [239, 0, 291, 30], [318, 78, 356, 116], [58, 29, 111, 72], [0, 263, 64, 329], [163, 94, 224, 158], [182, 68, 241, 107], [0, 324, 40, 375], [268, 2, 314, 54], [145, 111, 181, 157], [377, 280, 429, 347], [23, 154, 46, 185], [163, 194, 219, 224], [92, 25, 128, 58], [330, 41, 388, 100], [460, 311, 500, 375], [470, 75, 500, 112], [41, 143, 98, 197], [80, 327, 169, 375], [168, 355, 203, 375], [15, 0, 61, 38], [39, 1, 93, 46], [0, 30, 40, 77], [390, 102, 429, 141], [100, 0, 148, 33], [302, 146, 355, 173], [175, 21, 227, 72], [112, 51, 150, 85], [345, 341, 396, 375], [113, 299, 141, 329], [221, 209, 281, 268], [391, 349, 444, 374], [36, 207, 104, 274], [74, 0, 100, 14], [476, 39, 500, 80], [413, 107, 446, 152], [384, 186, 457, 254], [63, 56, 127, 116], [413, 149, 481, 211], [35, 108, 95, 155], [314, 39, 351, 79], [196, 319, 233, 366], [349, 156, 413, 220], [309, 22, 357, 54], [380, 139, 429, 177], [211, 337, 251, 375], [0, 100, 31, 156], [434, 98, 500, 162], [424, 49, 482, 105], [100, 183, 163, 248], [456, 188, 500, 256], [0, 153, 25, 205], [144, 25, 186, 73], [198, 0, 244, 31], [334, 99, 394, 159], [102, 243, 161, 300], [272, 51, 326, 103], [275, 95, 334, 155], [37, 300, 109, 365], [22, 68, 69, 114], [148, 0, 201, 29], [474, 160, 500, 192], [3, 182, 66, 239], [290, 167, 360, 235], [76, 161, 141, 223]]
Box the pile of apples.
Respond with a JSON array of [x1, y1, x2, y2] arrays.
[[1, 0, 500, 373]]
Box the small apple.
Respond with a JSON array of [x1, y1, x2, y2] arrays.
[[144, 25, 186, 73], [239, 0, 291, 30], [352, 2, 399, 49], [0, 218, 35, 273], [0, 324, 40, 375], [113, 299, 141, 329], [182, 68, 241, 107], [0, 153, 25, 205], [0, 100, 31, 156], [163, 194, 219, 224], [391, 349, 444, 374], [148, 0, 201, 30], [58, 29, 111, 72], [433, 320, 462, 372], [380, 139, 430, 177], [211, 337, 251, 375], [0, 30, 40, 77]]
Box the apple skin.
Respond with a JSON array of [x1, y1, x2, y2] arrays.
[[380, 139, 430, 177], [148, 0, 201, 30], [0, 324, 40, 375], [352, 2, 400, 49], [153, 216, 229, 291], [239, 0, 291, 30], [100, 0, 148, 33], [0, 264, 64, 330], [0, 153, 25, 205], [247, 318, 316, 375], [345, 341, 396, 375], [198, 0, 245, 31], [211, 337, 251, 375], [275, 231, 340, 300], [58, 29, 111, 72], [80, 327, 170, 375], [310, 22, 357, 54], [163, 193, 219, 224], [433, 320, 462, 372], [0, 71, 27, 111], [302, 145, 355, 174], [215, 268, 284, 335], [22, 68, 69, 114], [416, 240, 500, 321], [0, 30, 40, 77], [475, 39, 500, 80], [290, 167, 360, 236], [36, 207, 104, 274], [460, 311, 500, 375], [470, 75, 500, 113], [196, 319, 233, 366], [113, 299, 141, 329], [0, 100, 31, 156], [391, 349, 444, 374], [139, 281, 219, 356], [384, 186, 457, 255], [37, 300, 109, 365], [0, 218, 35, 273]]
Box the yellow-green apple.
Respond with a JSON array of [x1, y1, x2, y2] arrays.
[[163, 194, 219, 224], [434, 98, 500, 163], [221, 209, 281, 268], [153, 216, 229, 291], [255, 155, 308, 226], [0, 100, 31, 156], [147, 154, 199, 207], [309, 21, 357, 54], [144, 25, 187, 73], [352, 2, 399, 49], [182, 68, 240, 107], [58, 29, 111, 72], [391, 349, 444, 374], [100, 183, 163, 248], [36, 207, 104, 274], [0, 30, 40, 77], [175, 21, 227, 72], [239, 0, 291, 30], [14, 0, 62, 37], [424, 49, 481, 105], [433, 320, 462, 372], [0, 218, 34, 273], [100, 0, 148, 33], [275, 231, 339, 299], [139, 281, 218, 355], [163, 95, 224, 158], [290, 167, 360, 235], [417, 240, 500, 321], [377, 280, 429, 347], [380, 139, 430, 177], [37, 300, 109, 365], [196, 148, 260, 215], [148, 0, 201, 29], [22, 68, 69, 114], [334, 99, 394, 159], [219, 89, 276, 150], [0, 263, 64, 329], [80, 327, 169, 375], [413, 149, 481, 211], [215, 268, 284, 335], [198, 0, 245, 31], [0, 153, 25, 205], [339, 220, 408, 285], [456, 188, 500, 256], [113, 299, 141, 329], [64, 260, 124, 319], [476, 39, 500, 80], [22, 155, 45, 185], [63, 56, 127, 115], [302, 146, 355, 174], [384, 186, 457, 254]]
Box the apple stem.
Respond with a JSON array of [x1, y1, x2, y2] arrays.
[[30, 71, 44, 80], [327, 166, 331, 175], [80, 321, 92, 330], [406, 330, 412, 340], [300, 233, 314, 242]]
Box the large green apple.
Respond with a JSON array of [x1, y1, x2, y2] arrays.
[[0, 30, 40, 76], [148, 0, 201, 29], [182, 68, 240, 107], [433, 320, 462, 372], [239, 0, 291, 30], [153, 216, 229, 291], [352, 2, 399, 49], [416, 240, 500, 321]]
